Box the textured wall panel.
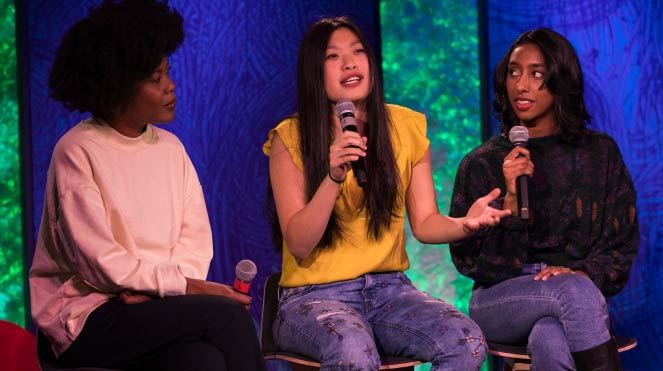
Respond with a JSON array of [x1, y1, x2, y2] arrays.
[[381, 0, 481, 316], [486, 1, 663, 369]]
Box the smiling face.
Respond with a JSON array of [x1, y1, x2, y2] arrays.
[[112, 57, 176, 137], [507, 43, 557, 137], [323, 27, 370, 105]]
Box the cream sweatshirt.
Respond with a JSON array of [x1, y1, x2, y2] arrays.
[[29, 119, 213, 356]]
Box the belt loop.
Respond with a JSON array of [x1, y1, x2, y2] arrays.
[[521, 262, 548, 275]]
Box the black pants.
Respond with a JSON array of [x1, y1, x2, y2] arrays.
[[40, 295, 266, 371]]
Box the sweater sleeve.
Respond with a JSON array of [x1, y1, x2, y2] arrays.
[[567, 140, 639, 296], [52, 142, 188, 298], [449, 144, 530, 285]]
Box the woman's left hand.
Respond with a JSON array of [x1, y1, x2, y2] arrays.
[[534, 266, 589, 281], [462, 188, 512, 233]]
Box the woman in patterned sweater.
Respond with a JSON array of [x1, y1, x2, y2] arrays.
[[450, 28, 638, 371]]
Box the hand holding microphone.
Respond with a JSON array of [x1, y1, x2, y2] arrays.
[[233, 259, 257, 294], [333, 99, 368, 187], [505, 126, 533, 220], [184, 259, 257, 308]]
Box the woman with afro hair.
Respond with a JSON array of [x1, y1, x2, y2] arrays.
[[29, 1, 266, 370]]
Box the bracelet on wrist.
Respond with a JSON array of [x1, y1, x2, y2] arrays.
[[328, 170, 345, 184]]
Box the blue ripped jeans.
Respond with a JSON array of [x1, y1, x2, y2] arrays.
[[469, 274, 611, 371], [273, 272, 486, 371]]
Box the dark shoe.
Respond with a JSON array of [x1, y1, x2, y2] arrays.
[[572, 337, 623, 371]]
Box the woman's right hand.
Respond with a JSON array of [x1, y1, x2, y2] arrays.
[[119, 290, 154, 305], [501, 146, 534, 214], [328, 131, 367, 182], [185, 277, 252, 307]]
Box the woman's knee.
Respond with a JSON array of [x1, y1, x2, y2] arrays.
[[320, 342, 380, 371], [554, 274, 606, 312], [447, 321, 486, 359], [194, 295, 253, 322], [275, 305, 380, 370], [278, 321, 380, 371], [422, 314, 487, 370]]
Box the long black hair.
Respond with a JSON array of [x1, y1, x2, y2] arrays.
[[267, 17, 401, 250], [493, 27, 590, 143]]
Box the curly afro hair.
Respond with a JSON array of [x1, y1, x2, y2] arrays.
[[48, 0, 184, 122]]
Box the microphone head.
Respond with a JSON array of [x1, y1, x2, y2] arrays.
[[334, 99, 355, 118], [235, 259, 257, 282], [508, 125, 529, 145]]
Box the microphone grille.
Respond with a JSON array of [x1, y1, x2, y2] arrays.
[[334, 99, 355, 117], [235, 259, 257, 282], [508, 126, 529, 144]]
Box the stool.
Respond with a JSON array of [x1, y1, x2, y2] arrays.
[[488, 336, 637, 371], [260, 272, 423, 370]]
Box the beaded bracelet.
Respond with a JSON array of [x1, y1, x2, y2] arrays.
[[328, 170, 345, 184]]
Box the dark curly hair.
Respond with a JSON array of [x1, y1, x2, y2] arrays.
[[493, 27, 590, 143], [48, 0, 184, 122]]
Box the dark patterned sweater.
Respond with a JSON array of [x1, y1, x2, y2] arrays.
[[449, 130, 639, 297]]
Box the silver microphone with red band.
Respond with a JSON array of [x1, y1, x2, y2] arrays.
[[233, 259, 257, 294], [508, 125, 530, 220], [334, 99, 368, 187]]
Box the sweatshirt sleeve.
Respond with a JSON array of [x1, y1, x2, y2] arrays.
[[167, 153, 213, 280], [51, 142, 188, 297]]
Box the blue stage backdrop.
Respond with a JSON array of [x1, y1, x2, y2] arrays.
[[21, 0, 662, 370], [486, 0, 663, 369]]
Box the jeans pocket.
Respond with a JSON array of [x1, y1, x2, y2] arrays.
[[279, 285, 315, 305]]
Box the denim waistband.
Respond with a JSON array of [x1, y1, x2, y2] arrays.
[[521, 262, 548, 275], [277, 272, 408, 302]]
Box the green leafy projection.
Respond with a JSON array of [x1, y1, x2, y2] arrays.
[[0, 0, 24, 327], [381, 1, 483, 369]]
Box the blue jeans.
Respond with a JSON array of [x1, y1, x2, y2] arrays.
[[273, 272, 486, 371], [469, 274, 611, 371]]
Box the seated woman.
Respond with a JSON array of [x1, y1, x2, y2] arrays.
[[449, 27, 638, 371], [29, 1, 265, 370], [264, 16, 510, 371]]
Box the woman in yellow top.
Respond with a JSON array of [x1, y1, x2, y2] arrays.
[[263, 17, 509, 371]]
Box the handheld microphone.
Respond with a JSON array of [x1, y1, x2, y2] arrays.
[[508, 126, 530, 220], [334, 99, 368, 187], [233, 259, 257, 294]]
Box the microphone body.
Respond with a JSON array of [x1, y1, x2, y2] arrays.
[[334, 99, 368, 187], [233, 259, 257, 294], [508, 126, 530, 220]]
